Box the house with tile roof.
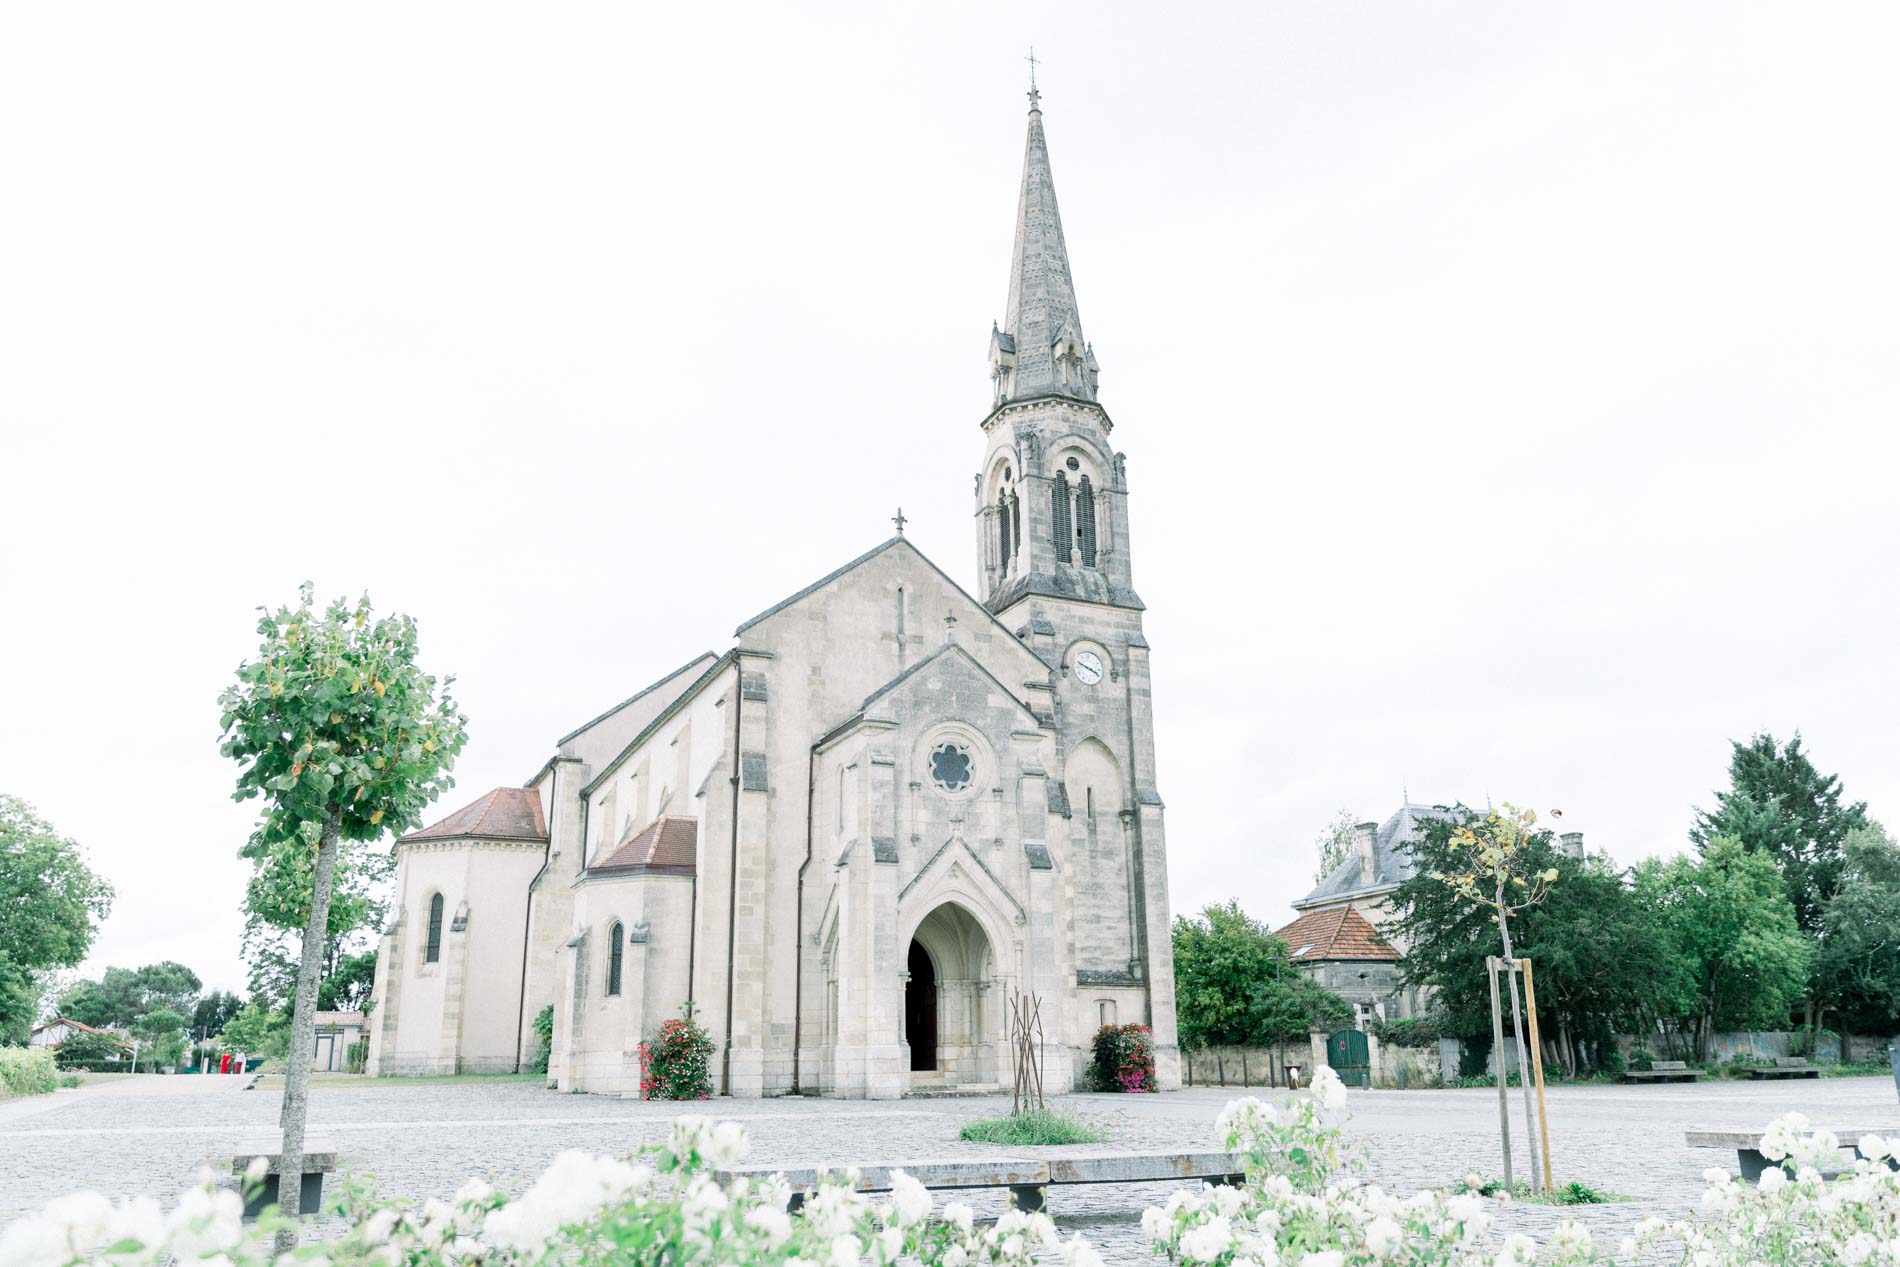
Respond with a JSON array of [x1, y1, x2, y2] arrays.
[[366, 87, 1182, 1098]]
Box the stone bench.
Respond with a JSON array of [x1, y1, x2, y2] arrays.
[[716, 1150, 1245, 1214], [229, 1139, 341, 1220], [1623, 1060, 1701, 1083], [1748, 1057, 1821, 1080], [1686, 1129, 1898, 1181]]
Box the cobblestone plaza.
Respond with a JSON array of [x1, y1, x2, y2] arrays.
[[4, 1075, 1895, 1260]]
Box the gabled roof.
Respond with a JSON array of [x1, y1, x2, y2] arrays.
[[402, 787, 548, 844], [860, 640, 1041, 723], [1274, 907, 1400, 963], [1293, 802, 1465, 910], [32, 1018, 133, 1048], [590, 815, 698, 876], [557, 652, 719, 746]]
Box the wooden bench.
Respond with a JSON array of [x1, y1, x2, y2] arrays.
[[716, 1150, 1245, 1214], [1623, 1060, 1702, 1083], [229, 1139, 341, 1220], [1748, 1057, 1822, 1080]]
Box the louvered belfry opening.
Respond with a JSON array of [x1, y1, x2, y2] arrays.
[[1052, 470, 1072, 563], [1076, 475, 1097, 566]]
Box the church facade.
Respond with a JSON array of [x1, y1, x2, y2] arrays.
[[366, 88, 1183, 1099]]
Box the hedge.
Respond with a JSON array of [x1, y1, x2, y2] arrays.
[[0, 1047, 58, 1098]]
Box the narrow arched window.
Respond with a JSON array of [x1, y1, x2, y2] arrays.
[[606, 922, 624, 996], [1077, 476, 1097, 567], [1009, 493, 1021, 559], [997, 494, 1012, 567], [1052, 472, 1072, 563], [425, 893, 444, 964]]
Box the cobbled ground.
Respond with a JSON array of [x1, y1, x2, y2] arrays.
[[3, 1073, 1894, 1261]]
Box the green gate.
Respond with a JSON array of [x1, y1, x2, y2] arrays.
[[1328, 1028, 1370, 1088]]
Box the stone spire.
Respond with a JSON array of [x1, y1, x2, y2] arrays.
[[991, 87, 1098, 405]]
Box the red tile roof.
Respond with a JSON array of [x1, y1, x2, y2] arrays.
[[1273, 906, 1400, 963], [591, 815, 698, 875], [402, 787, 548, 843]]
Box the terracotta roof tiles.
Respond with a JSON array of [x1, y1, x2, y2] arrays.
[[591, 815, 698, 876], [402, 787, 548, 843], [1273, 906, 1400, 963]]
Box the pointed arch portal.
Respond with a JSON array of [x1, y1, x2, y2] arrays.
[[904, 901, 997, 1085]]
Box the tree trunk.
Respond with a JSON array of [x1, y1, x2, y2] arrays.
[[1496, 907, 1542, 1191], [274, 806, 342, 1250]]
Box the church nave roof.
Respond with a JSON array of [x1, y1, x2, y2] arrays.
[[401, 786, 548, 844]]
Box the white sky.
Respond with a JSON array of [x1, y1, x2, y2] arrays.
[[3, 4, 1896, 994]]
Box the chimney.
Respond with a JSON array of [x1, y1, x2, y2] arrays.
[[1560, 831, 1585, 860], [1354, 822, 1379, 885]]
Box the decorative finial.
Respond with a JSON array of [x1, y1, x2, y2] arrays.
[[1025, 47, 1041, 110], [892, 507, 908, 536], [944, 613, 958, 644]]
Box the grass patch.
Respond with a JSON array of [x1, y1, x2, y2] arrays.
[[1453, 1175, 1626, 1204], [958, 1108, 1104, 1146]]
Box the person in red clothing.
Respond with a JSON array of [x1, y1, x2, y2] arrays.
[[219, 1051, 231, 1075]]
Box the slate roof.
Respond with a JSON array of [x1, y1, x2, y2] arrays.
[[1274, 907, 1401, 963], [590, 815, 698, 876], [1293, 802, 1465, 910], [402, 787, 548, 844]]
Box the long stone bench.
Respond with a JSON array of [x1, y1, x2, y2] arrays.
[[1748, 1057, 1821, 1080], [1622, 1060, 1702, 1083], [1686, 1129, 1898, 1181], [715, 1150, 1246, 1214], [229, 1139, 341, 1220]]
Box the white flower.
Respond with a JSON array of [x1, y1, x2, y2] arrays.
[[452, 1178, 493, 1205], [361, 1208, 400, 1245], [1299, 1253, 1344, 1267], [1493, 1232, 1536, 1267], [1180, 1214, 1234, 1263], [1550, 1219, 1591, 1252], [890, 1170, 931, 1227], [1859, 1133, 1891, 1163], [829, 1233, 863, 1267], [1843, 1231, 1878, 1265], [876, 1226, 902, 1261], [669, 1115, 712, 1164], [941, 1247, 968, 1267], [1365, 1215, 1401, 1258], [1059, 1231, 1105, 1267], [745, 1205, 792, 1248], [943, 1201, 974, 1236], [707, 1121, 750, 1169], [1758, 1167, 1787, 1194]]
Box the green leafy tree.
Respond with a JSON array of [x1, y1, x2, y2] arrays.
[[218, 583, 466, 1234], [59, 962, 203, 1031], [53, 1028, 128, 1068], [191, 991, 245, 1037], [1172, 901, 1350, 1049], [1814, 823, 1900, 1035], [1634, 835, 1811, 1056], [1691, 733, 1867, 934], [1311, 809, 1358, 885], [0, 796, 115, 1043], [217, 998, 287, 1058], [131, 1007, 188, 1071], [240, 843, 388, 1013]]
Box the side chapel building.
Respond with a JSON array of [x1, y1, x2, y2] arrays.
[[366, 87, 1183, 1098]]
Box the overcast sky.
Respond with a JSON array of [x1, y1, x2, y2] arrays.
[[3, 3, 1896, 995]]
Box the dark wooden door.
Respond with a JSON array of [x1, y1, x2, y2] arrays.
[[906, 941, 937, 1071]]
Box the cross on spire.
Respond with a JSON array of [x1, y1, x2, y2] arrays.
[[892, 507, 908, 535], [1025, 47, 1041, 110]]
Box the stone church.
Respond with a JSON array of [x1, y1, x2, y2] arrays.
[[366, 87, 1183, 1098]]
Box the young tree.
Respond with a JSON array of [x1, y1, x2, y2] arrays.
[[218, 585, 465, 1238], [59, 962, 203, 1031], [1431, 803, 1561, 1188], [1311, 809, 1359, 885], [131, 1007, 189, 1071], [191, 990, 246, 1038], [1634, 835, 1811, 1056], [0, 796, 115, 1044], [1691, 733, 1867, 934]]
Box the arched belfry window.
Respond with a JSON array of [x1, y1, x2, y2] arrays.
[[606, 921, 624, 996], [1052, 471, 1072, 564], [997, 492, 1012, 566], [1077, 475, 1097, 567], [1009, 491, 1021, 559], [425, 893, 444, 964]]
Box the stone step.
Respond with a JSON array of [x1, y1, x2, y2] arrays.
[[903, 1080, 1002, 1098]]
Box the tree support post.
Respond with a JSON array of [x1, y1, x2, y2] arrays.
[[1522, 957, 1554, 1194], [1486, 955, 1513, 1187]]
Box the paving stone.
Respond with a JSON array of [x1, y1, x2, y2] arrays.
[[4, 1074, 1894, 1263]]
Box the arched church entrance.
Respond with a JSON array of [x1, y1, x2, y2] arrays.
[[904, 901, 999, 1089], [905, 941, 937, 1071]]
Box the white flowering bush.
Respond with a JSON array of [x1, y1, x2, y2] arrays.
[[0, 1114, 1102, 1267], [1145, 1068, 1900, 1266]]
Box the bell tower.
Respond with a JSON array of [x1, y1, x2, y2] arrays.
[[974, 86, 1142, 620]]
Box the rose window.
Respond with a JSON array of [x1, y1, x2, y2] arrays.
[[930, 743, 973, 793]]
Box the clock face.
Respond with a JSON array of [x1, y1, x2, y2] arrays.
[[1073, 651, 1105, 685]]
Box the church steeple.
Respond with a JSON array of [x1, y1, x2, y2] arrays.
[[990, 87, 1098, 406]]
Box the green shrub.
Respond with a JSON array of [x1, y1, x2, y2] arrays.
[[638, 1010, 715, 1100], [1088, 1023, 1157, 1092], [57, 1073, 82, 1089], [1789, 1025, 1838, 1061], [1457, 1035, 1492, 1078], [530, 1004, 554, 1075], [345, 1039, 369, 1074], [0, 1047, 57, 1097], [958, 1108, 1103, 1145], [1627, 1046, 1654, 1072], [1370, 1014, 1444, 1048]]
